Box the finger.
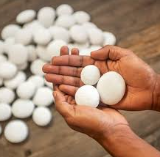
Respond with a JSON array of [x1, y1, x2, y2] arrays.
[[60, 46, 69, 56], [45, 74, 83, 87], [91, 45, 131, 61], [71, 48, 79, 55], [59, 85, 78, 96], [43, 64, 82, 77], [54, 91, 73, 118], [52, 55, 95, 67]]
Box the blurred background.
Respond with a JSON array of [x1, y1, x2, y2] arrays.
[[0, 0, 160, 157]]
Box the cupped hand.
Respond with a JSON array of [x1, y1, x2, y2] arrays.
[[43, 46, 158, 111], [53, 85, 129, 141]]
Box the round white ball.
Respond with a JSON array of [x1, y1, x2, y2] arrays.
[[44, 80, 53, 89], [30, 59, 46, 76], [28, 75, 44, 89], [0, 88, 15, 104], [16, 9, 36, 24], [73, 11, 90, 24], [17, 62, 28, 70], [33, 87, 54, 106], [81, 65, 100, 85], [17, 81, 36, 99], [97, 71, 126, 105], [70, 25, 88, 43], [46, 40, 66, 58], [8, 44, 28, 65], [37, 7, 56, 28], [3, 37, 15, 54], [4, 71, 26, 90], [56, 4, 73, 16], [33, 107, 52, 126], [27, 45, 37, 62], [0, 103, 12, 121], [4, 120, 28, 143], [82, 22, 97, 30], [103, 32, 116, 46], [0, 61, 17, 79], [0, 54, 7, 63], [12, 99, 34, 118], [75, 85, 99, 107]]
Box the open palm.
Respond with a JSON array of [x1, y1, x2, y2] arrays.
[[43, 46, 158, 111]]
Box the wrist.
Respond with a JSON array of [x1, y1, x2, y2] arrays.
[[152, 74, 160, 111]]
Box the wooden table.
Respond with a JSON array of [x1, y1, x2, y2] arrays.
[[0, 0, 160, 157]]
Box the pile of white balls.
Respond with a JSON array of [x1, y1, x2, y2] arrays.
[[75, 65, 126, 107], [0, 4, 116, 143]]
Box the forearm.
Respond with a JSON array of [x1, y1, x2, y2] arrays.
[[97, 126, 160, 157]]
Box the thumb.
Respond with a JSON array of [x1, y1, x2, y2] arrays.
[[91, 45, 130, 61]]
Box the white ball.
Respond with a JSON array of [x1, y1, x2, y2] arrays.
[[82, 22, 97, 30], [97, 71, 126, 105], [55, 15, 75, 29], [33, 87, 54, 106], [49, 26, 70, 43], [44, 79, 53, 89], [33, 107, 52, 126], [3, 37, 15, 54], [0, 54, 7, 63], [8, 44, 28, 65], [0, 124, 2, 135], [16, 62, 28, 70], [33, 28, 52, 45], [0, 103, 12, 121], [12, 99, 34, 118], [103, 32, 116, 46], [27, 45, 37, 62], [36, 45, 50, 62], [4, 71, 26, 90], [0, 88, 15, 104], [16, 9, 36, 24], [38, 7, 56, 28], [89, 45, 101, 51], [73, 11, 90, 24], [81, 65, 100, 85], [15, 29, 32, 45], [46, 40, 66, 58], [0, 40, 4, 54], [0, 61, 17, 79], [79, 48, 91, 56], [30, 59, 46, 76], [4, 120, 28, 143], [0, 78, 3, 86], [28, 75, 44, 89], [88, 28, 104, 45], [17, 81, 36, 99], [75, 85, 99, 107], [1, 24, 20, 40], [70, 25, 88, 43], [56, 4, 73, 16]]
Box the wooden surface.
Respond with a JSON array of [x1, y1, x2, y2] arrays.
[[0, 0, 160, 157]]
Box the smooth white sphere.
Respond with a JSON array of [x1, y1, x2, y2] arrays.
[[33, 87, 54, 106], [75, 85, 99, 107], [17, 62, 28, 70], [3, 37, 15, 54], [97, 71, 126, 105], [33, 107, 52, 126], [28, 75, 44, 89], [89, 45, 101, 51], [0, 103, 12, 121], [1, 24, 20, 40], [88, 28, 104, 45], [81, 65, 100, 85], [4, 71, 26, 90], [12, 99, 34, 118], [33, 28, 51, 45], [0, 61, 17, 79], [15, 29, 32, 45], [0, 40, 4, 54], [30, 59, 46, 75], [16, 9, 36, 24], [70, 25, 88, 43], [103, 32, 116, 46], [73, 11, 90, 24], [56, 4, 73, 16], [0, 88, 15, 104], [47, 40, 66, 57], [44, 79, 53, 89], [17, 81, 36, 99], [49, 26, 70, 43], [36, 45, 50, 62], [0, 54, 7, 63], [79, 48, 91, 56], [27, 45, 37, 62], [82, 22, 97, 30], [4, 120, 28, 143], [38, 7, 56, 28], [8, 44, 28, 65], [55, 15, 75, 29]]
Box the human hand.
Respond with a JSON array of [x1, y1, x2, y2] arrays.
[[43, 46, 159, 111]]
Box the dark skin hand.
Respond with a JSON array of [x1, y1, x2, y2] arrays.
[[43, 45, 159, 111]]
